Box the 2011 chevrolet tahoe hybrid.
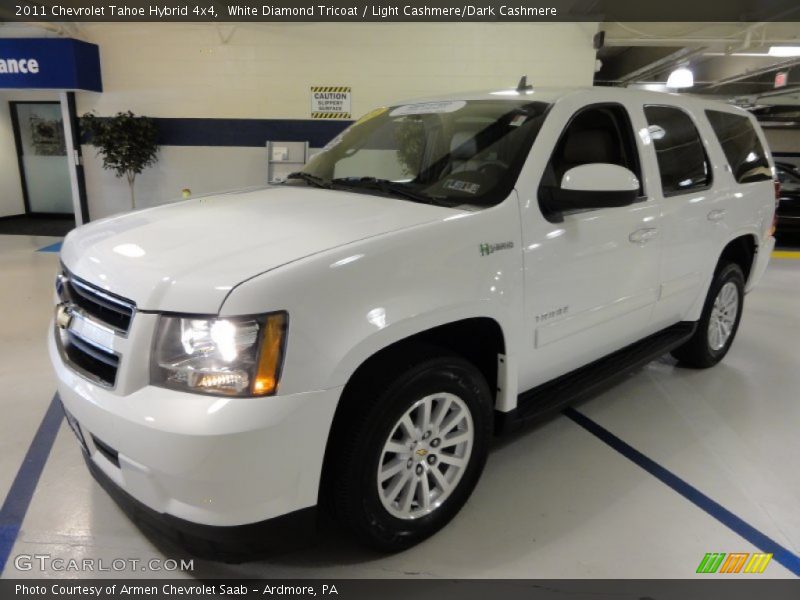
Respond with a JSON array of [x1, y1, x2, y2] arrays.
[[50, 86, 776, 556]]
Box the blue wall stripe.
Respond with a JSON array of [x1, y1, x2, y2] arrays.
[[154, 118, 352, 147], [0, 394, 64, 574], [564, 407, 800, 576], [82, 117, 352, 148]]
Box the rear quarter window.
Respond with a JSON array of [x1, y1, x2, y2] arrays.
[[705, 110, 772, 184]]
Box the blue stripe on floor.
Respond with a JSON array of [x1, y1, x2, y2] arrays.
[[0, 394, 63, 574], [564, 407, 800, 577], [37, 242, 62, 253]]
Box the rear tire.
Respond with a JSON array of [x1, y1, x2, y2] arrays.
[[671, 262, 745, 368], [331, 353, 493, 552]]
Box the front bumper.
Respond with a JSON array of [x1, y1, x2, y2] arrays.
[[80, 445, 317, 559], [49, 329, 341, 533]]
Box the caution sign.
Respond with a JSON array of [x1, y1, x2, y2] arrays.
[[311, 86, 351, 119]]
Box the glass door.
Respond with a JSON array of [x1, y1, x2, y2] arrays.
[[11, 102, 74, 215]]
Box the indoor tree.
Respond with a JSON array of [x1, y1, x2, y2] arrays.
[[81, 111, 159, 210]]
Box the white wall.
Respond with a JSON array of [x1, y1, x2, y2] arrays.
[[764, 128, 800, 153], [4, 22, 599, 219], [82, 146, 269, 215], [764, 128, 800, 170], [75, 22, 598, 119]]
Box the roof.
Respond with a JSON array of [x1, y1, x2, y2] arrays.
[[393, 86, 750, 117]]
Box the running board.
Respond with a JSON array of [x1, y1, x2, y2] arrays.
[[495, 321, 696, 434]]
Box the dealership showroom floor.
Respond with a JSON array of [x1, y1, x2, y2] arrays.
[[0, 233, 798, 579]]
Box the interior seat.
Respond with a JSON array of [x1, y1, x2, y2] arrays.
[[556, 128, 622, 182]]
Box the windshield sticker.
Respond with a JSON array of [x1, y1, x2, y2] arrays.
[[445, 179, 481, 195], [509, 114, 527, 127], [390, 100, 467, 117], [354, 106, 388, 126]]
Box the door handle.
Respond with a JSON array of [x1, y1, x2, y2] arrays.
[[629, 228, 659, 244], [707, 209, 727, 222]]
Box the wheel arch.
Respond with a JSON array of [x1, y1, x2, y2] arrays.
[[717, 232, 757, 282], [686, 232, 758, 321], [318, 316, 506, 508]]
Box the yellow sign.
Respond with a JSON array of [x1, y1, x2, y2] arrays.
[[311, 86, 351, 119]]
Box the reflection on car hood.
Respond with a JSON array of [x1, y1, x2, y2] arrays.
[[61, 185, 463, 312]]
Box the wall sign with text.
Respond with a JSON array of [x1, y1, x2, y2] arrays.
[[311, 86, 352, 119], [0, 38, 102, 91]]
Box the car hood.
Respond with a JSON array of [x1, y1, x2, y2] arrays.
[[61, 186, 463, 313]]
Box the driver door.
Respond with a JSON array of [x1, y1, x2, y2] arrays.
[[516, 99, 663, 391]]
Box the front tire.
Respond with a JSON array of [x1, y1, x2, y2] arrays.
[[331, 354, 493, 552], [671, 262, 745, 368]]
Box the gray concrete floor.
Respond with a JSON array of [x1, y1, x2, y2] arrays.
[[1, 234, 798, 578]]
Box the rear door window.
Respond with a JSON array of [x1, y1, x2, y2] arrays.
[[644, 105, 711, 196], [705, 110, 772, 184]]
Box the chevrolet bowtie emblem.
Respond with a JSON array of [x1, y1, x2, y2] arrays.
[[415, 448, 428, 457], [56, 304, 73, 330]]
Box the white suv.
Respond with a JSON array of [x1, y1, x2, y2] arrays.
[[50, 86, 776, 556]]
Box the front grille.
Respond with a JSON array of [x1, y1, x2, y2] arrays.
[[63, 331, 119, 387], [56, 268, 134, 388], [59, 272, 135, 334]]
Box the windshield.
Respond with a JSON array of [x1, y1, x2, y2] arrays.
[[287, 99, 550, 207]]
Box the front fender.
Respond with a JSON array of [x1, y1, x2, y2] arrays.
[[219, 196, 524, 396], [328, 301, 512, 390]]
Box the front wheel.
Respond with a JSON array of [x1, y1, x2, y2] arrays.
[[331, 354, 493, 552], [671, 262, 745, 368]]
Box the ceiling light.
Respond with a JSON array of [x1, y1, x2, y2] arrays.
[[768, 46, 800, 57], [666, 67, 694, 89]]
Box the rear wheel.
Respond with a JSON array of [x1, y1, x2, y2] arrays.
[[671, 262, 745, 368], [331, 354, 492, 552]]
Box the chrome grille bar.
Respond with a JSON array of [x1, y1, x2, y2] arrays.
[[58, 269, 136, 335]]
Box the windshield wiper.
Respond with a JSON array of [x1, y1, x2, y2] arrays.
[[286, 172, 331, 189], [331, 177, 445, 206]]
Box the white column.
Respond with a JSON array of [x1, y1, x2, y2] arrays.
[[59, 91, 84, 225]]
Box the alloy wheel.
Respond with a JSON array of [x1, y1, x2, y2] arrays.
[[708, 281, 739, 351], [377, 392, 474, 520]]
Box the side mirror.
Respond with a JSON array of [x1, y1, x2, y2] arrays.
[[543, 164, 640, 214]]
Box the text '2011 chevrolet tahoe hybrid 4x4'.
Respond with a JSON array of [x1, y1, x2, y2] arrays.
[[50, 86, 775, 556]]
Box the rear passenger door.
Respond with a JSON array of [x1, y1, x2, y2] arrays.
[[642, 105, 720, 328]]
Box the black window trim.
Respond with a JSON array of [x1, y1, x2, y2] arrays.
[[644, 103, 714, 199]]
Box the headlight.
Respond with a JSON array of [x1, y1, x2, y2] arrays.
[[151, 312, 287, 397]]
